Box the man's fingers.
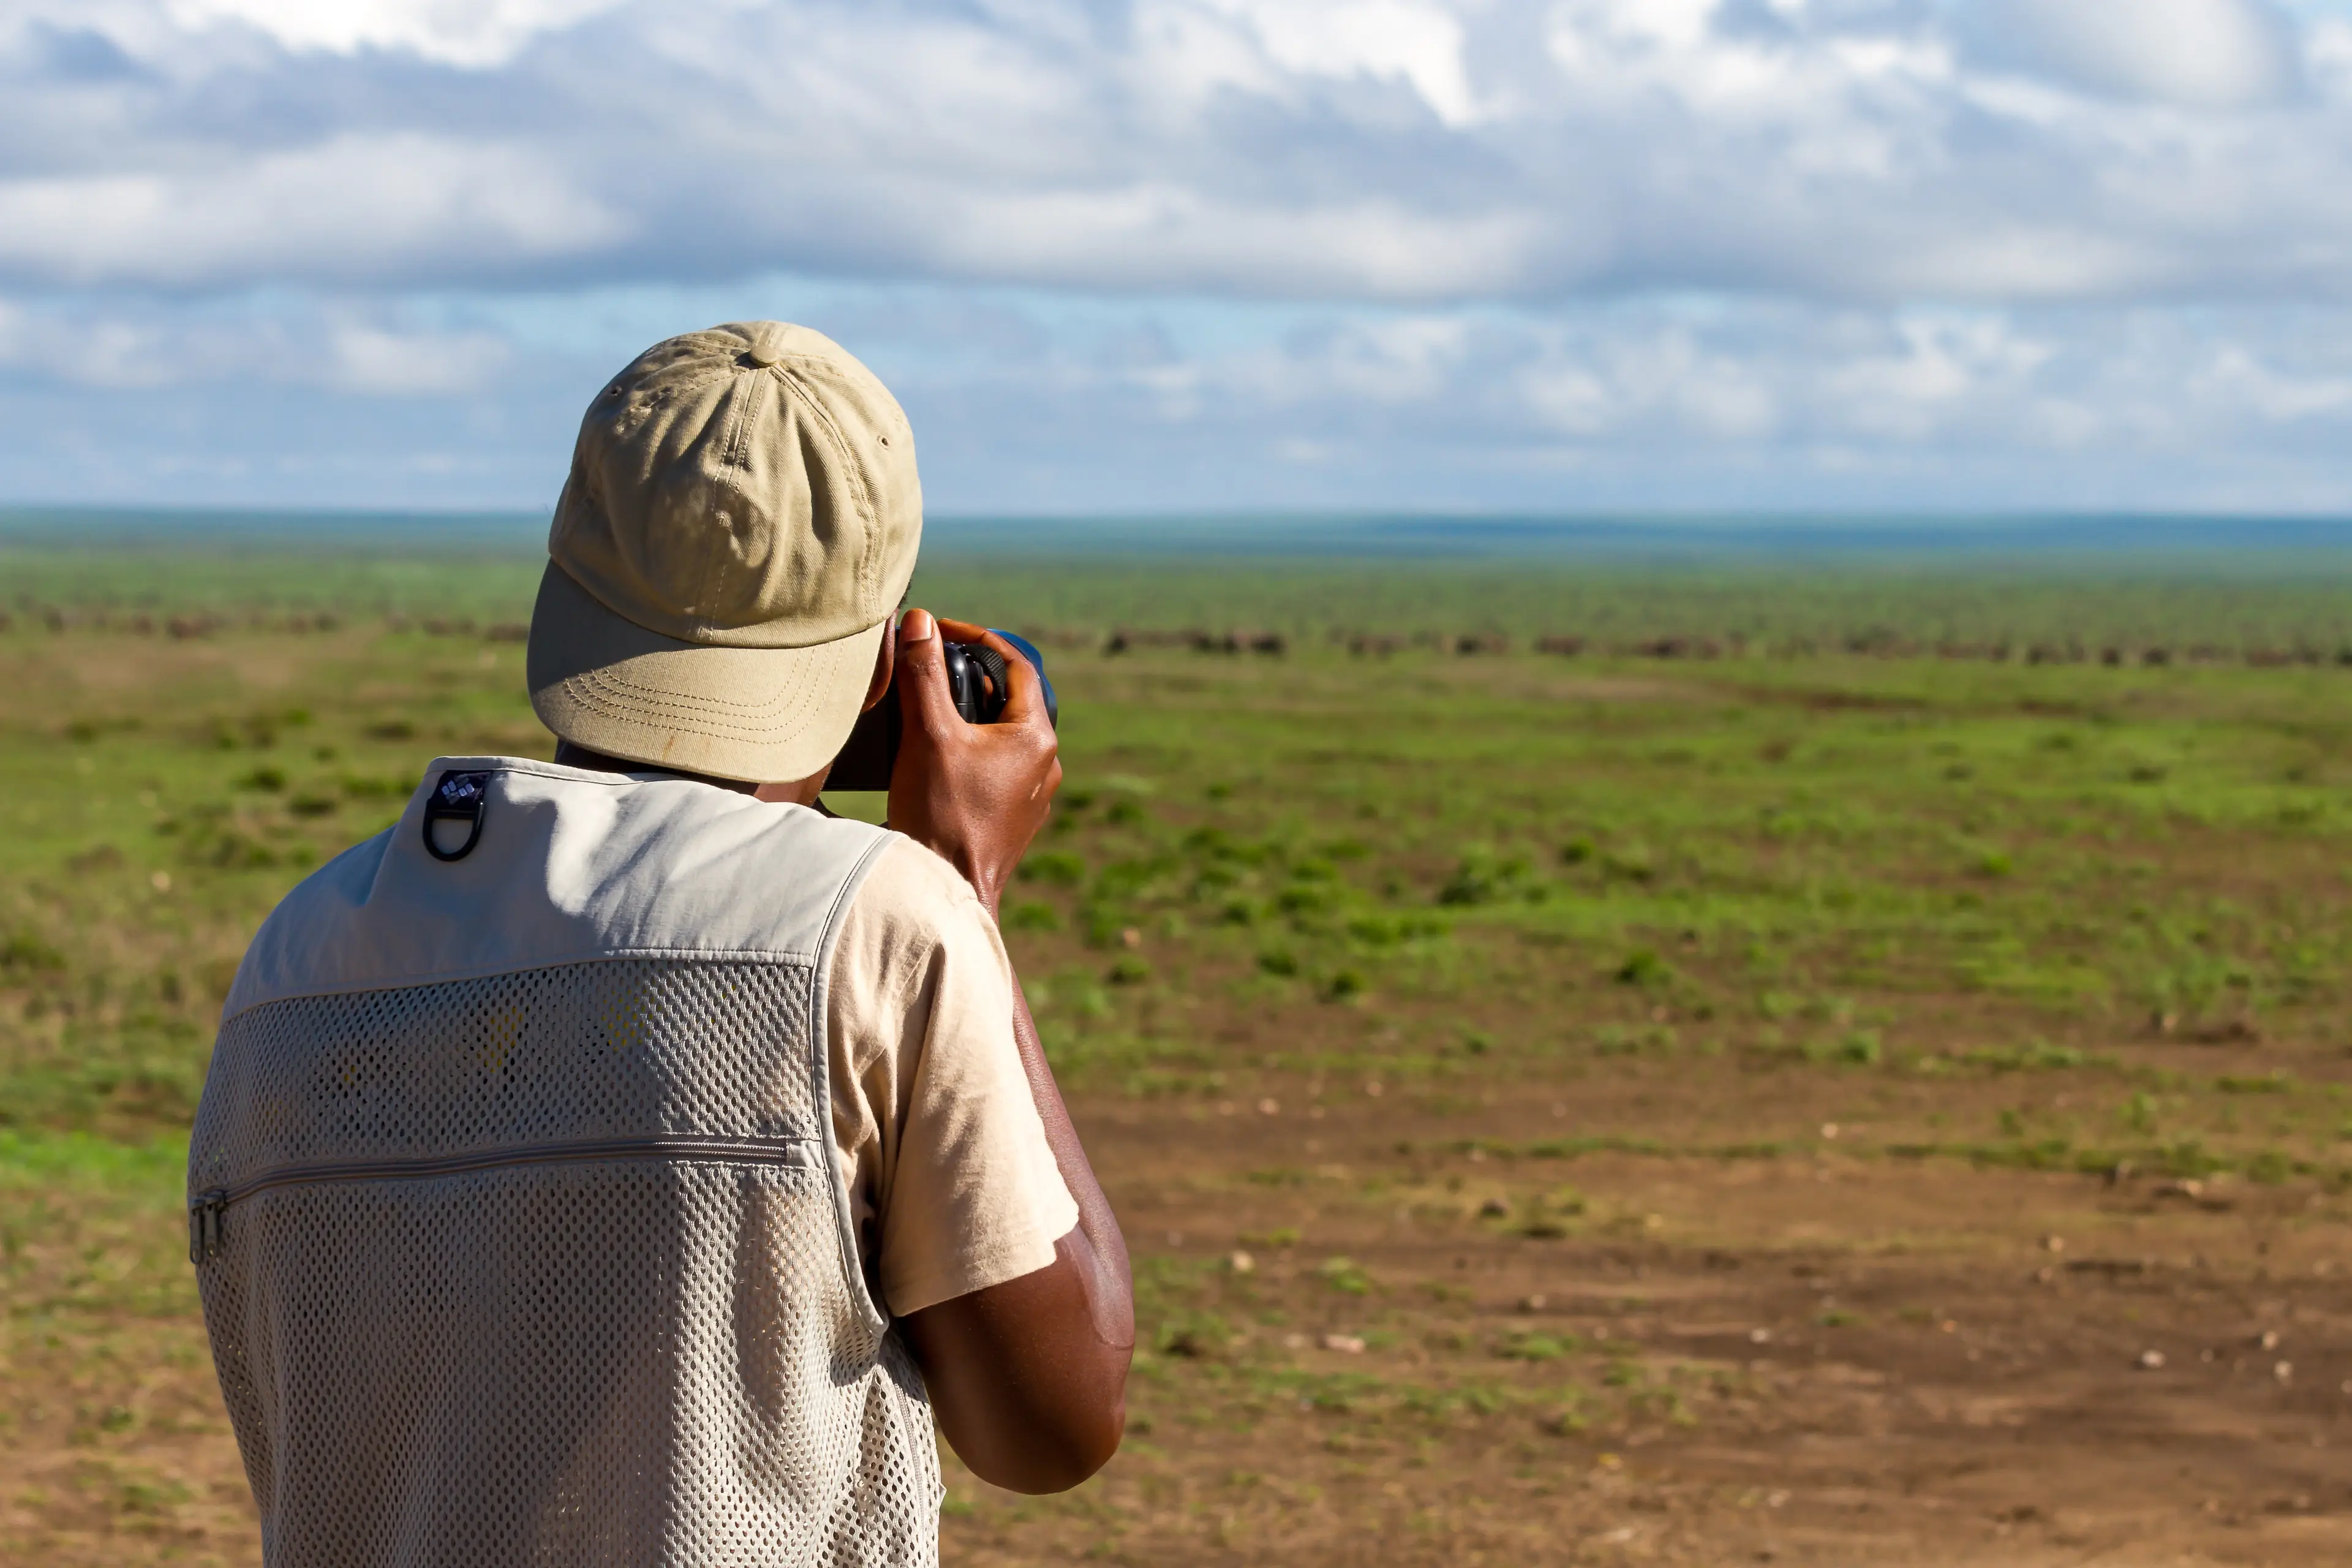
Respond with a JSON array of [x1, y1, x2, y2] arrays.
[[978, 629, 1052, 729], [896, 608, 960, 734], [899, 613, 1054, 749]]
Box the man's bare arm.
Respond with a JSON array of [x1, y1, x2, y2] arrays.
[[898, 981, 1133, 1492], [885, 609, 1134, 1494]]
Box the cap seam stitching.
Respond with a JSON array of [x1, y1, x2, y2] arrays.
[[571, 672, 823, 719], [555, 687, 824, 744], [702, 368, 757, 631], [564, 691, 823, 733], [772, 362, 881, 609], [561, 669, 830, 729]]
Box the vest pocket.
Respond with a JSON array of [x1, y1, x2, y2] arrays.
[[188, 1134, 823, 1264]]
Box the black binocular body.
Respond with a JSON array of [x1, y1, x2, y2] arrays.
[[824, 630, 1057, 791]]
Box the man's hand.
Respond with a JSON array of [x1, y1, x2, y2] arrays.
[[887, 609, 1061, 916]]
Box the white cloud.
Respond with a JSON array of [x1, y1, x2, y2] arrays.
[[1823, 315, 2052, 438], [1197, 0, 1482, 124], [1589, 0, 1719, 53], [161, 0, 627, 67], [1968, 0, 2299, 111], [914, 186, 1549, 298], [0, 135, 626, 287], [324, 323, 511, 393], [2196, 342, 2352, 418], [0, 292, 513, 394]]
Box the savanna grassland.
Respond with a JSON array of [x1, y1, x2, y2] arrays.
[[7, 541, 2352, 1566]]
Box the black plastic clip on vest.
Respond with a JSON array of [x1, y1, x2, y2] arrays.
[[188, 1189, 228, 1264], [423, 769, 491, 862]]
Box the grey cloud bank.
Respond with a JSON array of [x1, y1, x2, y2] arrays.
[[2, 0, 2351, 511], [9, 0, 2352, 302]]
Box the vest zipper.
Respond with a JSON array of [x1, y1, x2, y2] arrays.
[[187, 1134, 818, 1264]]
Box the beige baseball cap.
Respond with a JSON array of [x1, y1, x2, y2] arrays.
[[527, 321, 922, 782]]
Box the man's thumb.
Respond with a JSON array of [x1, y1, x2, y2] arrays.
[[895, 608, 955, 729]]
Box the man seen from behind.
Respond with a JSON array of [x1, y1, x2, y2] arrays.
[[187, 321, 1133, 1566]]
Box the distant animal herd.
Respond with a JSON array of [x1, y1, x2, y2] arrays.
[[1126, 627, 2352, 668], [9, 606, 2352, 668]]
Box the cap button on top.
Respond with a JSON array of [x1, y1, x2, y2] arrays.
[[741, 323, 793, 368]]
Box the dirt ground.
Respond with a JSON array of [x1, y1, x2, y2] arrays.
[[918, 1088, 2352, 1567], [15, 1088, 2342, 1567]]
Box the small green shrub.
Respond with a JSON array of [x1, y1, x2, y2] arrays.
[[1616, 949, 1672, 987], [1019, 851, 1085, 886], [1, 932, 67, 971], [1317, 1257, 1373, 1295], [1004, 900, 1063, 932], [1439, 850, 1535, 906], [1837, 1030, 1882, 1066], [2217, 1072, 2294, 1096], [1497, 1333, 1573, 1362], [2245, 1149, 2297, 1185]]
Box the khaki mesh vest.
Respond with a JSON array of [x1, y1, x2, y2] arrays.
[[189, 758, 943, 1567]]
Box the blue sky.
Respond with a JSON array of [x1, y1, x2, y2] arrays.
[[6, 0, 2352, 515]]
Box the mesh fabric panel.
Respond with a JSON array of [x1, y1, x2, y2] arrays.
[[194, 959, 941, 1568]]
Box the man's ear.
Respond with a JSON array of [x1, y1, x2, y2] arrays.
[[861, 618, 897, 714]]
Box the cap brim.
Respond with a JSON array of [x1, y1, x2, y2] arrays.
[[527, 563, 886, 783]]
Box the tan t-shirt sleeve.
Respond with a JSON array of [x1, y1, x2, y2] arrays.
[[826, 836, 1079, 1319]]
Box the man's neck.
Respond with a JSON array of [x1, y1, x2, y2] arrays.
[[551, 741, 829, 808]]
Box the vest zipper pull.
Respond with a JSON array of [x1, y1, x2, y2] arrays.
[[189, 1190, 228, 1264]]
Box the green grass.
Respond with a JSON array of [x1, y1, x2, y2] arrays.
[[8, 548, 2352, 1246], [22, 527, 2352, 649]]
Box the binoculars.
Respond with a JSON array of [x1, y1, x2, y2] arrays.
[[824, 629, 1056, 791]]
